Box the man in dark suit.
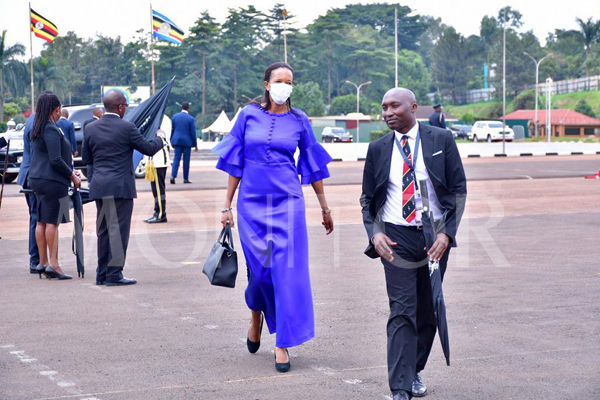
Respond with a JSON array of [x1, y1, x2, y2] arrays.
[[428, 103, 446, 129], [361, 88, 466, 400], [17, 113, 40, 273], [83, 90, 163, 286], [170, 102, 197, 184], [57, 109, 78, 157], [83, 107, 104, 133]]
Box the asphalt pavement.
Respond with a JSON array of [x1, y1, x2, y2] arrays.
[[1, 156, 599, 399]]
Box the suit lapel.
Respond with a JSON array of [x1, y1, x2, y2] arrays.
[[378, 132, 394, 186], [419, 122, 434, 171]]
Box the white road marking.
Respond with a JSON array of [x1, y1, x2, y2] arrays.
[[203, 324, 218, 329], [343, 379, 362, 385], [3, 345, 100, 399], [180, 317, 195, 321]]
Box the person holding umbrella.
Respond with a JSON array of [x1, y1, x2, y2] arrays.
[[360, 88, 466, 399]]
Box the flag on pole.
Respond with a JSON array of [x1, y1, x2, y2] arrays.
[[152, 10, 184, 45], [30, 8, 59, 43]]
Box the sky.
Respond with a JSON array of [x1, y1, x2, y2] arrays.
[[2, 0, 595, 57]]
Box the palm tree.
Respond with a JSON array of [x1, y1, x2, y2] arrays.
[[575, 17, 600, 76], [34, 56, 67, 100], [0, 30, 26, 121]]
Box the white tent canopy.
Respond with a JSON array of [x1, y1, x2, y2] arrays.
[[226, 108, 242, 133], [202, 110, 231, 133]]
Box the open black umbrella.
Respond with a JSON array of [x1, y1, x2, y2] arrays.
[[127, 77, 175, 169], [419, 180, 451, 366]]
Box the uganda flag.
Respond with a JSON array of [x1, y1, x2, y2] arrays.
[[152, 10, 184, 45], [30, 8, 59, 43]]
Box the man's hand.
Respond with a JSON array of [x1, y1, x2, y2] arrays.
[[373, 232, 397, 262], [194, 146, 198, 152], [73, 151, 78, 157], [428, 233, 450, 262]]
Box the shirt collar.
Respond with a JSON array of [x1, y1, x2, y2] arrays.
[[59, 116, 67, 120], [394, 121, 419, 140], [104, 112, 120, 118], [93, 116, 99, 120], [182, 110, 188, 114]]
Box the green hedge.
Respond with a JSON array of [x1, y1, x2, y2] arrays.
[[370, 130, 390, 141]]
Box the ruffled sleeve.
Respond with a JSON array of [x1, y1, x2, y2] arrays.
[[296, 111, 332, 185], [212, 108, 246, 177]]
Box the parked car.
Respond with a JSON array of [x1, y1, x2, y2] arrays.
[[449, 124, 471, 140], [321, 127, 353, 143], [469, 121, 514, 143], [64, 104, 171, 178], [0, 125, 25, 183]]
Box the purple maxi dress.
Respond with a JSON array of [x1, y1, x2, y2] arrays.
[[212, 104, 332, 348]]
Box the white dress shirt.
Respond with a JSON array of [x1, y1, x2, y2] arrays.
[[381, 122, 443, 226]]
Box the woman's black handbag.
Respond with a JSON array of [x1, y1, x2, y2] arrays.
[[203, 222, 238, 288]]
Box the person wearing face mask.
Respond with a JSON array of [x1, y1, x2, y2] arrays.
[[82, 90, 163, 286], [28, 92, 81, 280], [212, 62, 334, 373]]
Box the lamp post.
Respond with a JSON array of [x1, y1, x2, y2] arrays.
[[523, 52, 553, 138], [345, 80, 371, 143], [546, 77, 553, 142], [502, 19, 506, 155]]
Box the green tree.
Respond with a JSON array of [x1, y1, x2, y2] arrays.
[[33, 56, 67, 100], [3, 102, 20, 119], [432, 27, 469, 103], [575, 17, 600, 76], [292, 82, 325, 116], [574, 99, 596, 117], [329, 93, 367, 115], [0, 30, 26, 121], [512, 89, 536, 110], [41, 31, 86, 104]]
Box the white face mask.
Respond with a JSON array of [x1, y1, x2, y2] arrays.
[[269, 83, 293, 105]]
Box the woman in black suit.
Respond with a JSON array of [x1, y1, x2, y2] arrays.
[[29, 92, 81, 280]]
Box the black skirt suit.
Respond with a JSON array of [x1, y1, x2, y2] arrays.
[[29, 122, 73, 224]]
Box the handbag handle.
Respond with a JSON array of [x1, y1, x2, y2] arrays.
[[218, 222, 235, 251]]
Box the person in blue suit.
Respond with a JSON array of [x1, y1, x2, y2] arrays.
[[170, 102, 197, 184], [18, 113, 41, 274], [57, 109, 78, 157]]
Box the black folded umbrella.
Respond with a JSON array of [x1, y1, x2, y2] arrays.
[[127, 77, 175, 169], [419, 180, 451, 366], [20, 187, 88, 278]]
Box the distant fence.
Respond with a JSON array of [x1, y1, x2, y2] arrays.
[[534, 75, 600, 95], [427, 88, 496, 105]]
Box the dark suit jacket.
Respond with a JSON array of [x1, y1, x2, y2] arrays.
[[82, 114, 162, 200], [0, 137, 7, 148], [29, 122, 73, 186], [83, 117, 99, 132], [18, 114, 35, 187], [56, 117, 77, 153], [170, 112, 197, 147], [361, 122, 467, 259]]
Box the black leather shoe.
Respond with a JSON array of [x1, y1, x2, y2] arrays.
[[30, 263, 41, 274], [275, 349, 291, 373], [143, 215, 158, 223], [147, 216, 167, 224], [393, 390, 411, 400], [95, 280, 106, 285], [106, 278, 137, 286], [246, 313, 264, 354], [170, 177, 176, 184], [183, 179, 193, 184], [45, 266, 72, 280], [412, 372, 427, 397]]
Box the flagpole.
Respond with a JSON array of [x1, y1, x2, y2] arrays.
[[150, 3, 155, 95], [29, 3, 35, 112], [394, 8, 398, 87]]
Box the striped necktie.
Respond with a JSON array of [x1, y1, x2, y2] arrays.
[[401, 135, 416, 223]]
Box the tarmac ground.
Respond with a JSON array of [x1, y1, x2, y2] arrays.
[[1, 155, 599, 399]]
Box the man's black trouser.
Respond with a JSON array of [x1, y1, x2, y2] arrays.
[[95, 198, 134, 283], [151, 167, 166, 217], [381, 222, 449, 396]]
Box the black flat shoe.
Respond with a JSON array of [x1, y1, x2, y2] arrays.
[[106, 277, 137, 286], [144, 215, 158, 223], [275, 349, 291, 373], [170, 177, 176, 184], [45, 266, 72, 280], [95, 280, 106, 285], [183, 179, 193, 184], [147, 216, 167, 223], [246, 313, 264, 354]]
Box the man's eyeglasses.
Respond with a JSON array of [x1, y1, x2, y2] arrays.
[[119, 103, 129, 108]]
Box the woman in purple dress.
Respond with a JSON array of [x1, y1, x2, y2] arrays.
[[213, 62, 334, 373]]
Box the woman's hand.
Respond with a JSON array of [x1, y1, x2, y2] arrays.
[[322, 212, 333, 235], [71, 172, 81, 190], [221, 210, 235, 228]]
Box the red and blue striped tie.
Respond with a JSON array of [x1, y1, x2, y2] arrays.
[[401, 135, 416, 223]]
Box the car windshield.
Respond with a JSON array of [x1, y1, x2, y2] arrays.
[[330, 128, 345, 133], [489, 122, 504, 128]]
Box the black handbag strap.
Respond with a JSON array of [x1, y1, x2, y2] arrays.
[[218, 222, 235, 251]]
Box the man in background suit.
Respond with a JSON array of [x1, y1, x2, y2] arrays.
[[17, 113, 40, 273], [57, 109, 78, 157], [428, 103, 446, 129], [361, 88, 466, 400], [84, 107, 104, 132], [83, 90, 163, 286], [170, 102, 197, 184]]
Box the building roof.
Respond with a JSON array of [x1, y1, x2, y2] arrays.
[[503, 109, 600, 126]]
